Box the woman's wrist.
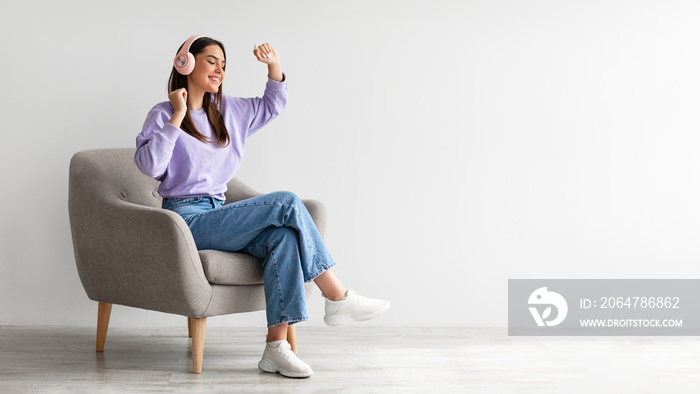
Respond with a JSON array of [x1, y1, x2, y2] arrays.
[[267, 63, 283, 82], [168, 111, 186, 128]]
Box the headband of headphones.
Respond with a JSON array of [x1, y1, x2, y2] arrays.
[[173, 35, 204, 75]]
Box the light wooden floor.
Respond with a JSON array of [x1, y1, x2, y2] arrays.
[[1, 325, 699, 393]]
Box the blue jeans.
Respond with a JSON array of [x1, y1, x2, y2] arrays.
[[162, 191, 335, 327]]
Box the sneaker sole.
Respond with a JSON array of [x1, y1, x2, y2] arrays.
[[324, 302, 390, 327], [258, 358, 313, 378]]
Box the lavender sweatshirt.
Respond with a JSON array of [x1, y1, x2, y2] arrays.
[[135, 76, 288, 200]]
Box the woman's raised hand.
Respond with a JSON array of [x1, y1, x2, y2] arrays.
[[253, 43, 279, 65], [167, 88, 188, 128], [253, 43, 283, 82], [168, 88, 188, 115]]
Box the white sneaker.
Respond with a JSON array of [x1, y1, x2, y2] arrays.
[[323, 288, 390, 327], [258, 340, 313, 378]]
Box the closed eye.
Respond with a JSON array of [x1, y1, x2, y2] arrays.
[[205, 55, 225, 69]]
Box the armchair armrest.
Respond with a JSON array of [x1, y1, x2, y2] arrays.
[[70, 198, 213, 318]]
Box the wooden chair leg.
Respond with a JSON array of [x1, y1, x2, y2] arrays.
[[287, 324, 297, 355], [187, 317, 193, 338], [96, 302, 112, 352], [191, 317, 207, 374]]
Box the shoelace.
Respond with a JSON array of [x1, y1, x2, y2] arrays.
[[276, 343, 295, 361]]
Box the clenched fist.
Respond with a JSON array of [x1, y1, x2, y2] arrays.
[[253, 43, 279, 65], [253, 43, 283, 82], [168, 88, 188, 115]]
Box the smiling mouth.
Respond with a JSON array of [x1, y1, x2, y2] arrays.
[[209, 76, 221, 84]]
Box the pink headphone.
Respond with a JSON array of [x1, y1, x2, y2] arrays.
[[173, 35, 204, 75]]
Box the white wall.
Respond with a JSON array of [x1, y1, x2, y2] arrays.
[[1, 0, 699, 328]]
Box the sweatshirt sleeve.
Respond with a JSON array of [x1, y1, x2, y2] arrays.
[[134, 103, 182, 180], [242, 74, 289, 136]]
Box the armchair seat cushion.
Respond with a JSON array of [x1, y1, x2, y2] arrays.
[[198, 250, 264, 285]]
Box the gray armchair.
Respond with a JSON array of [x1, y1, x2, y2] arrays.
[[68, 148, 325, 373]]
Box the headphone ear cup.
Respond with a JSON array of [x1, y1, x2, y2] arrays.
[[174, 52, 196, 75], [183, 52, 196, 75], [173, 35, 203, 75]]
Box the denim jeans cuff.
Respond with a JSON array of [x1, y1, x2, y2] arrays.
[[267, 315, 309, 328], [304, 262, 336, 283]]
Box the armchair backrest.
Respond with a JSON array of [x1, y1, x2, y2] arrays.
[[69, 148, 161, 209]]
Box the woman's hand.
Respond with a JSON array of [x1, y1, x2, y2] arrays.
[[169, 88, 188, 113], [254, 43, 283, 82], [253, 43, 279, 65], [168, 88, 187, 127]]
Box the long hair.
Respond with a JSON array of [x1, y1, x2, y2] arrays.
[[168, 36, 229, 147]]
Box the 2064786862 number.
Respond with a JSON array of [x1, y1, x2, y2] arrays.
[[599, 297, 680, 309]]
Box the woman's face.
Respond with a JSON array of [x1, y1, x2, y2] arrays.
[[188, 44, 226, 95]]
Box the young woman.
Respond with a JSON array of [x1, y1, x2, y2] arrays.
[[134, 35, 390, 378]]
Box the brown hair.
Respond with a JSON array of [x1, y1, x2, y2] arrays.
[[168, 37, 229, 147]]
